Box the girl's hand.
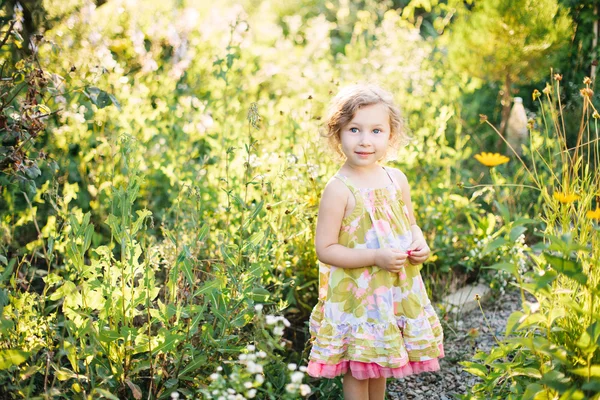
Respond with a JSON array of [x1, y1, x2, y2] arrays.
[[375, 248, 408, 273], [407, 237, 430, 265]]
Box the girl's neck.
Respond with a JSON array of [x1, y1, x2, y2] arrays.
[[341, 162, 384, 176]]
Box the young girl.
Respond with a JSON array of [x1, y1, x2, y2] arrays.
[[306, 84, 445, 400]]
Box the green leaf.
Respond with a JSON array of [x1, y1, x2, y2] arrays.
[[505, 310, 524, 336], [181, 259, 194, 287], [570, 365, 600, 377], [152, 331, 184, 355], [24, 164, 41, 179], [458, 361, 488, 378], [509, 225, 527, 242], [558, 388, 586, 399], [197, 224, 209, 242], [532, 269, 557, 290], [248, 262, 263, 278], [85, 87, 119, 109], [93, 388, 120, 400], [576, 321, 600, 352], [0, 349, 29, 370], [251, 287, 271, 302], [0, 260, 14, 283], [243, 200, 264, 228], [540, 369, 572, 392], [481, 237, 507, 256], [582, 380, 600, 392], [243, 231, 264, 250], [522, 383, 544, 400], [131, 209, 152, 236], [193, 279, 222, 297], [543, 252, 587, 285], [510, 367, 541, 379], [179, 354, 208, 377], [482, 262, 517, 276]]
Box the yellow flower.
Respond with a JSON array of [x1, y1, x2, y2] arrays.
[[553, 191, 580, 204], [474, 152, 509, 167], [587, 207, 600, 220]]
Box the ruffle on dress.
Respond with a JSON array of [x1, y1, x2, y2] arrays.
[[307, 343, 445, 380], [308, 302, 443, 359]]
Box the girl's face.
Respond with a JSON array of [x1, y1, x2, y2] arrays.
[[339, 103, 391, 169]]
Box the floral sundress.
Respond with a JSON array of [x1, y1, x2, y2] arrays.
[[306, 166, 444, 380]]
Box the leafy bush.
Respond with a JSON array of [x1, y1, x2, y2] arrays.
[[459, 78, 600, 399]]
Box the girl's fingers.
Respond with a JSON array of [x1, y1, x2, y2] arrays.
[[409, 249, 426, 257]]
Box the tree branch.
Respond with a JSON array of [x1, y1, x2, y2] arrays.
[[0, 20, 16, 50]]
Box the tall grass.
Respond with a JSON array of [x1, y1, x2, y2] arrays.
[[459, 76, 600, 399]]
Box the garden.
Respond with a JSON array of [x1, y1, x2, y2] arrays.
[[0, 0, 599, 399]]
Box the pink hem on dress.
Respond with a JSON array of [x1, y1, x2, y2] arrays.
[[307, 343, 445, 380]]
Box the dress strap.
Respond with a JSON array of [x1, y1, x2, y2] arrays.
[[333, 173, 359, 195], [383, 166, 400, 190]]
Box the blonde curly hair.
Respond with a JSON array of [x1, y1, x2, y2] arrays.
[[321, 83, 410, 160]]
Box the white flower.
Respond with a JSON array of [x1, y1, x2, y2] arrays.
[[244, 381, 253, 389], [299, 366, 307, 372], [239, 354, 247, 361], [249, 154, 262, 168], [273, 326, 284, 336], [217, 366, 223, 372], [254, 304, 263, 312], [212, 390, 219, 395], [266, 315, 277, 325], [300, 384, 311, 396], [246, 361, 263, 374], [247, 389, 257, 398], [227, 388, 236, 394], [287, 154, 298, 164], [255, 374, 264, 384], [247, 345, 256, 352], [291, 371, 304, 383], [285, 383, 297, 393], [282, 318, 291, 327], [257, 351, 267, 358], [210, 373, 220, 381], [287, 363, 297, 371]]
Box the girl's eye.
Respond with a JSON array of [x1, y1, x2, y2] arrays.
[[373, 129, 381, 134], [350, 128, 359, 133]]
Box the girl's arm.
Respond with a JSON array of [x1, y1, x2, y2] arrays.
[[393, 168, 431, 264], [315, 178, 406, 270]]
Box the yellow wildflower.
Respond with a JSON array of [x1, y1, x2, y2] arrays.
[[474, 152, 509, 167], [553, 192, 580, 204], [586, 207, 600, 220]]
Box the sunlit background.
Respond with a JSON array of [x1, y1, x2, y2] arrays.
[[0, 0, 599, 398]]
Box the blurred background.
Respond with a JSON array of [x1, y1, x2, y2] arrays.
[[0, 0, 598, 399]]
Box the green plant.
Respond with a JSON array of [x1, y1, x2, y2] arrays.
[[459, 76, 600, 399]]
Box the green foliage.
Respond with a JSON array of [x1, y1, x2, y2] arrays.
[[460, 76, 600, 399], [447, 0, 572, 86], [0, 0, 596, 398]]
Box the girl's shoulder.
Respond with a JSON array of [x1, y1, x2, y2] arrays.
[[321, 174, 352, 199], [384, 166, 408, 183]]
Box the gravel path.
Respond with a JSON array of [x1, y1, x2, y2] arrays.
[[386, 287, 531, 400]]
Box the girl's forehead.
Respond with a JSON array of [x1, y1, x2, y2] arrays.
[[349, 103, 390, 123]]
